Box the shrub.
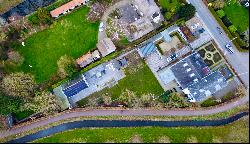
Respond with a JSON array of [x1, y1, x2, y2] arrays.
[[212, 0, 225, 10], [118, 89, 141, 108], [7, 50, 24, 65], [216, 9, 225, 18], [228, 25, 237, 33], [37, 8, 52, 25], [28, 13, 40, 25], [23, 91, 63, 116], [221, 16, 232, 27], [57, 55, 77, 79], [159, 91, 172, 103], [0, 92, 23, 115], [200, 98, 218, 107], [165, 93, 191, 108], [164, 12, 173, 21], [76, 98, 89, 107]]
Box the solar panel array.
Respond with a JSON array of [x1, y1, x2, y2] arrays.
[[63, 80, 88, 98]]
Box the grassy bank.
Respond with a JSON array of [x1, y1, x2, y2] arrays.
[[34, 116, 249, 143]]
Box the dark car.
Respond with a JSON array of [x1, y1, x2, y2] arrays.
[[217, 27, 223, 34]]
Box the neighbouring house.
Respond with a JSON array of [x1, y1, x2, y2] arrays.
[[133, 0, 162, 24], [97, 38, 117, 57], [76, 50, 100, 68], [169, 52, 228, 102], [50, 0, 89, 18], [114, 0, 163, 42]]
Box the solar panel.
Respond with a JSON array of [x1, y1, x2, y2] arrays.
[[63, 80, 88, 98]]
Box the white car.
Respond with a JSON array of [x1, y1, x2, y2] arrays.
[[99, 22, 105, 32], [225, 43, 234, 54]]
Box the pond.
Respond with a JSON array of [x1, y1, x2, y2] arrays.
[[1, 0, 56, 20]]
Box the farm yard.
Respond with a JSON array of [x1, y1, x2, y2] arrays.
[[15, 7, 99, 83]]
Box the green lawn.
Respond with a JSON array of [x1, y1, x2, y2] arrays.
[[83, 64, 164, 101], [158, 0, 182, 11], [34, 116, 249, 143], [223, 3, 249, 32], [15, 7, 99, 83]]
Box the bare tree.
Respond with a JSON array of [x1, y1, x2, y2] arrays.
[[23, 91, 63, 115], [1, 72, 36, 98]]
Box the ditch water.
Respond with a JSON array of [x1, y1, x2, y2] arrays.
[[1, 0, 56, 20], [7, 111, 249, 143]]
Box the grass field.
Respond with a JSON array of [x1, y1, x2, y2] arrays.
[[34, 116, 249, 143], [158, 0, 182, 11], [15, 7, 99, 83], [223, 2, 249, 32]]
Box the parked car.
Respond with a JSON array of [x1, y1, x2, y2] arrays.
[[99, 22, 105, 32], [167, 53, 178, 62], [216, 27, 223, 34], [225, 43, 234, 54]]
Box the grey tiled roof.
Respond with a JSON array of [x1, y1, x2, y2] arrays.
[[185, 71, 228, 102], [170, 52, 210, 88]]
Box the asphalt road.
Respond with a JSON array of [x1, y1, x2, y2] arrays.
[[188, 0, 249, 88]]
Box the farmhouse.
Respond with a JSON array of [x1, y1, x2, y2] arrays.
[[50, 0, 89, 18]]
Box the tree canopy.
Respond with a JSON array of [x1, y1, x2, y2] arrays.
[[23, 91, 63, 115], [57, 55, 77, 79], [1, 72, 36, 98], [177, 4, 196, 20]]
